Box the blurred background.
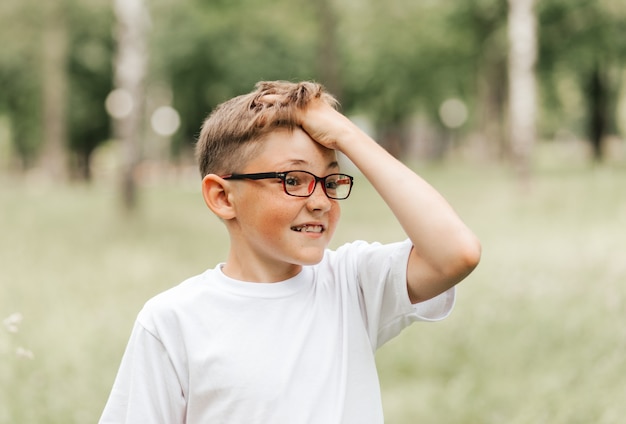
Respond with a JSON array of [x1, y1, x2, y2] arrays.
[[0, 0, 624, 191], [1, 0, 625, 423]]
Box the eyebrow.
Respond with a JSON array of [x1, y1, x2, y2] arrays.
[[281, 159, 339, 170], [276, 159, 339, 169]]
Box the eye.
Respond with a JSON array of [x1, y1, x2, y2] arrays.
[[325, 175, 349, 189], [284, 175, 302, 187]]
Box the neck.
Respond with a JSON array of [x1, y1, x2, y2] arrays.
[[221, 254, 302, 283]]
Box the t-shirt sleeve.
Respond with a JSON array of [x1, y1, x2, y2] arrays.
[[337, 239, 456, 350], [99, 317, 186, 424]]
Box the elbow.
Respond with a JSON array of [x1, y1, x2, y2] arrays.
[[448, 235, 482, 282], [464, 235, 482, 271], [406, 235, 481, 304]]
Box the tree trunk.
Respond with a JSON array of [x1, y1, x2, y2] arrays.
[[112, 0, 149, 212], [588, 62, 607, 162], [40, 4, 69, 181], [477, 58, 508, 160], [314, 0, 342, 101], [507, 0, 537, 182]]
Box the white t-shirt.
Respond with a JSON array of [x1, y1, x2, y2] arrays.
[[100, 240, 455, 424]]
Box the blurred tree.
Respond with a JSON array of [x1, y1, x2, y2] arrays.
[[339, 1, 509, 160], [112, 0, 149, 211], [508, 0, 537, 181], [447, 0, 509, 158], [39, 1, 70, 181], [0, 1, 43, 170], [150, 0, 319, 160], [0, 67, 41, 171], [0, 0, 113, 179], [339, 1, 450, 157], [538, 0, 626, 161], [66, 0, 114, 181], [313, 0, 342, 99]]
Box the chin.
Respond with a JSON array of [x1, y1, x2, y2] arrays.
[[295, 250, 326, 266]]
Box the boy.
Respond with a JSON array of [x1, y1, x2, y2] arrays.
[[100, 81, 481, 423]]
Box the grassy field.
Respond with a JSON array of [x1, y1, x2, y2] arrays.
[[1, 159, 625, 423]]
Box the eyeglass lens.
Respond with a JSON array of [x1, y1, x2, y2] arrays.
[[284, 171, 352, 199]]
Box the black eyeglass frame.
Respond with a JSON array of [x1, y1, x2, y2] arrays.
[[221, 170, 354, 200]]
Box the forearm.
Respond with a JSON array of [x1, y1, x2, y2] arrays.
[[338, 127, 457, 248]]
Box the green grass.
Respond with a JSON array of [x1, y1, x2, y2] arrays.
[[1, 160, 625, 423]]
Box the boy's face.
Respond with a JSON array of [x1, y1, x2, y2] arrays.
[[225, 127, 341, 281]]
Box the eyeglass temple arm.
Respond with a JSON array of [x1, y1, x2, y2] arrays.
[[221, 172, 280, 180]]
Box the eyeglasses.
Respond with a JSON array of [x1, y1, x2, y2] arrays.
[[222, 170, 354, 200]]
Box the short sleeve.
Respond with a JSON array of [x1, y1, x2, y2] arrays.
[[412, 288, 456, 321], [99, 320, 186, 424], [334, 239, 455, 349]]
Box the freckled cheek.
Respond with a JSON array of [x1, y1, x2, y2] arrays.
[[255, 202, 298, 238], [326, 205, 341, 236]]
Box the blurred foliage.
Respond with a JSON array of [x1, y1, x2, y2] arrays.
[[0, 0, 624, 178], [0, 1, 43, 169], [150, 0, 320, 157], [66, 0, 114, 180], [537, 0, 626, 160]]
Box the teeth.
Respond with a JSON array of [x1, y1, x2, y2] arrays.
[[292, 225, 323, 233]]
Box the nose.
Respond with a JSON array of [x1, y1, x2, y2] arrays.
[[306, 180, 332, 212]]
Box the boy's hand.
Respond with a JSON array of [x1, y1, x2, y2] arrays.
[[257, 94, 356, 151], [297, 100, 357, 152]]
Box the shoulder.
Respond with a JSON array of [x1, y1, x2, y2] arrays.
[[136, 269, 214, 333], [146, 272, 208, 307], [317, 240, 413, 291], [325, 239, 413, 267]]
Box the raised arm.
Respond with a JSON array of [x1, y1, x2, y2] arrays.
[[299, 101, 481, 303]]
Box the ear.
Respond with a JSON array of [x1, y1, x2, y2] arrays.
[[201, 174, 236, 220]]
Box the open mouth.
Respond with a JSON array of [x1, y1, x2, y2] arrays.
[[291, 224, 324, 233]]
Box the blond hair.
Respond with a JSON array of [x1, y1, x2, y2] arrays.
[[195, 81, 338, 177]]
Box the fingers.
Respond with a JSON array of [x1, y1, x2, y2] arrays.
[[256, 94, 280, 104]]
